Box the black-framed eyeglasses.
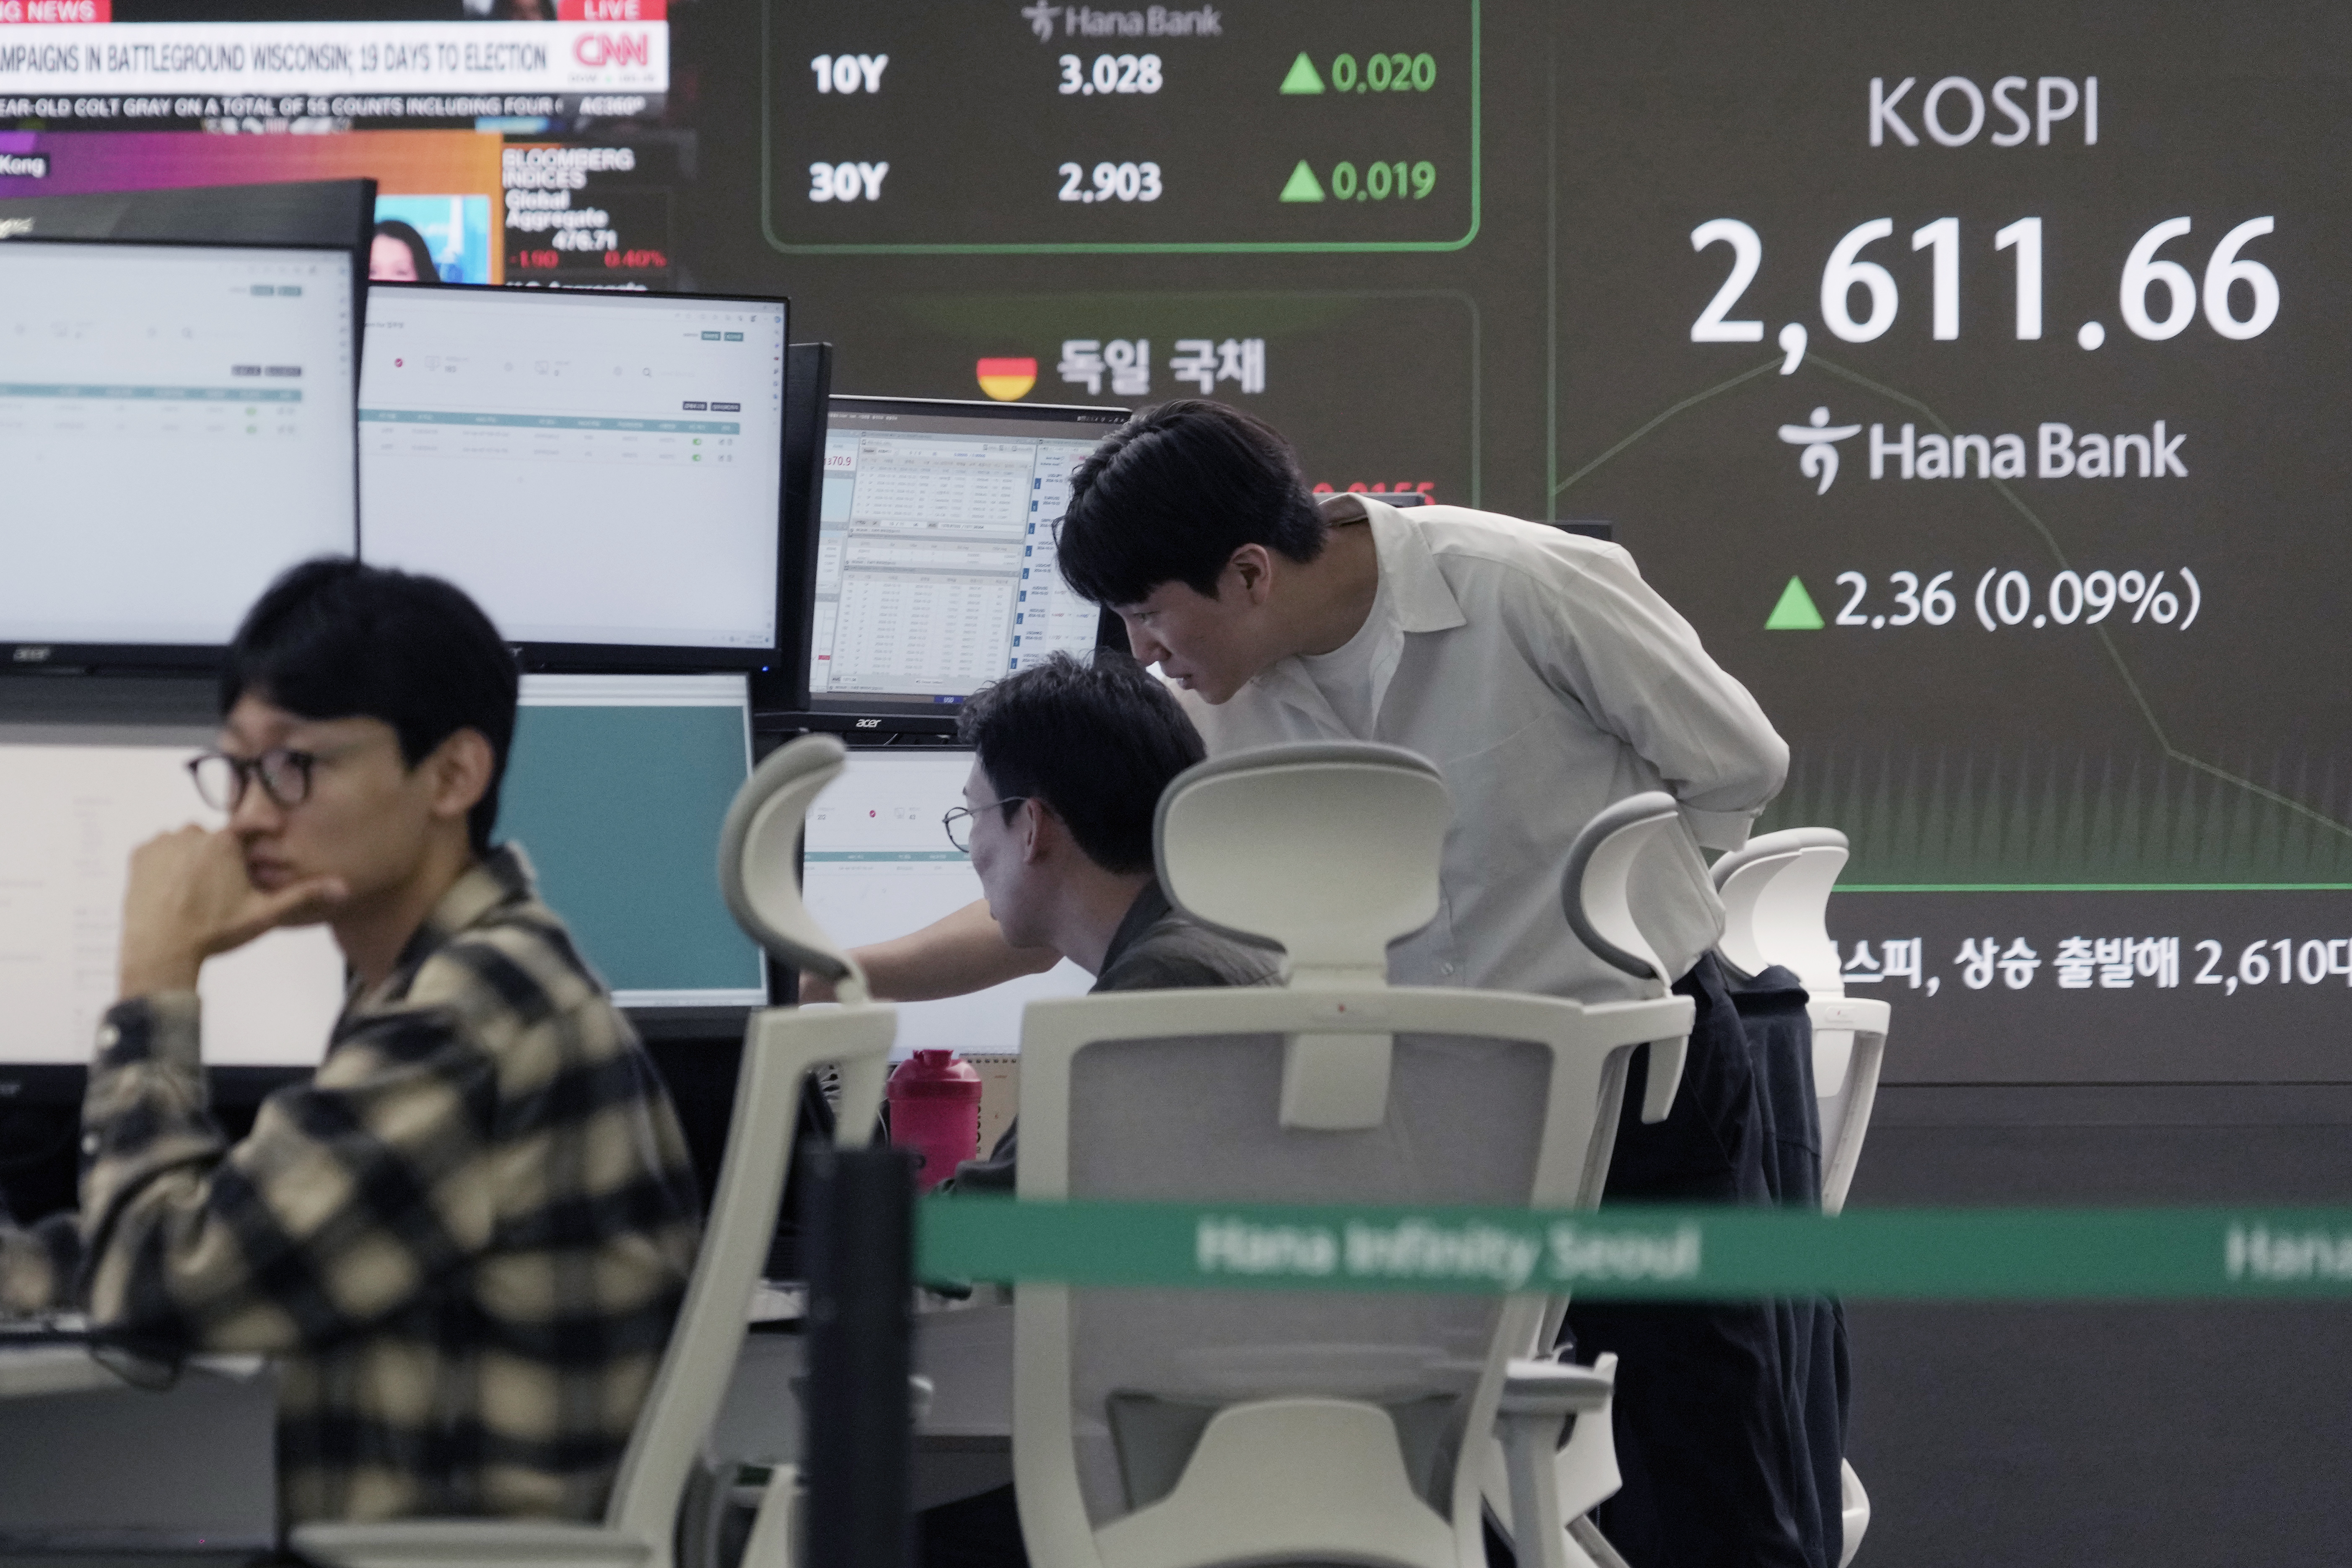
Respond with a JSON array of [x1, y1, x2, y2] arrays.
[[188, 748, 327, 812], [942, 796, 1029, 854]]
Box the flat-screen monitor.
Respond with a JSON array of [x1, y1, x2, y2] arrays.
[[0, 239, 359, 660], [800, 747, 1092, 1055], [359, 287, 788, 664], [503, 674, 768, 1015], [0, 674, 765, 1082], [0, 735, 347, 1070], [762, 342, 835, 707], [795, 395, 1128, 731], [0, 179, 376, 354]]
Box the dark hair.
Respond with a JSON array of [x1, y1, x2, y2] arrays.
[[222, 559, 518, 855], [958, 651, 1205, 875], [370, 219, 439, 284], [1056, 399, 1325, 608]]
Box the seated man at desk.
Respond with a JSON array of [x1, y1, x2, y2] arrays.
[[0, 560, 700, 1526], [823, 652, 1275, 1568], [821, 650, 1278, 1192]]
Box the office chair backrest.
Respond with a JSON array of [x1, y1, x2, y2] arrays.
[[1708, 827, 1888, 1217], [1558, 790, 1705, 1126], [1159, 741, 1450, 1130], [1712, 827, 1848, 998], [610, 735, 892, 1545], [718, 731, 864, 993], [1157, 740, 1448, 989], [1560, 791, 1686, 995], [1014, 745, 1696, 1568]]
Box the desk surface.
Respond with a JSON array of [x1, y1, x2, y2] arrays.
[[0, 1342, 124, 1399], [718, 1300, 1014, 1511], [0, 1350, 278, 1554], [0, 1339, 272, 1402]]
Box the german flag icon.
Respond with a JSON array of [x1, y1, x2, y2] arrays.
[[975, 357, 1037, 401]]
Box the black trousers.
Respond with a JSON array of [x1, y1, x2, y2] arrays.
[[1565, 954, 1812, 1568], [918, 1483, 1027, 1568]]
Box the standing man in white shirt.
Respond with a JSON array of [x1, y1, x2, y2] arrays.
[[837, 402, 1809, 1568]]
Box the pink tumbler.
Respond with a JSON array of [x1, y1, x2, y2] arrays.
[[888, 1050, 983, 1192]]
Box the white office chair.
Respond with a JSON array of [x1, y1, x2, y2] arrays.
[[1485, 790, 1730, 1568], [1711, 826, 1888, 1567], [292, 735, 895, 1568], [1009, 742, 1696, 1568], [1710, 828, 1886, 1219]]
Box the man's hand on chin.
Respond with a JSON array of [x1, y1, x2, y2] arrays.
[[117, 827, 348, 1000]]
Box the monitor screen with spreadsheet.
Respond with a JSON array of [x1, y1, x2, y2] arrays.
[[0, 240, 358, 655], [796, 396, 1128, 725], [800, 748, 1092, 1055], [358, 286, 788, 663]]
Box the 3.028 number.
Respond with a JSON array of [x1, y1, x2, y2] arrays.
[[1060, 54, 1162, 94]]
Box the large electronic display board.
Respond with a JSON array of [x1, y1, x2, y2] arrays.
[[761, 0, 1474, 253], [1547, 8, 2350, 1082], [4, 0, 2345, 1082]]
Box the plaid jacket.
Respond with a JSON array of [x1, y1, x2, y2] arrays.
[[1, 845, 701, 1526]]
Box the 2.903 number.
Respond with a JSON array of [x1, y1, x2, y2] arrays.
[[1058, 161, 1163, 203]]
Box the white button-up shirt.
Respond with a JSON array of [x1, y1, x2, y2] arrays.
[[1176, 500, 1788, 1002]]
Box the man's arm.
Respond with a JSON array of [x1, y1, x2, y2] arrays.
[[0, 1215, 81, 1315], [77, 991, 503, 1355], [801, 898, 1060, 1003], [1530, 543, 1789, 850]]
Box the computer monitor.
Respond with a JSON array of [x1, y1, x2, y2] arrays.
[[358, 287, 789, 665], [501, 674, 768, 1019], [0, 674, 763, 1095], [794, 395, 1129, 733], [0, 239, 359, 661], [0, 179, 378, 350], [799, 747, 1092, 1055], [757, 341, 835, 716], [0, 734, 347, 1074]]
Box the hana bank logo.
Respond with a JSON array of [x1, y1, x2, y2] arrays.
[[1778, 407, 1862, 495]]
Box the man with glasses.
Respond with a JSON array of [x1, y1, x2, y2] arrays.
[[0, 560, 700, 1528], [846, 649, 1275, 1568], [829, 650, 1275, 1116]]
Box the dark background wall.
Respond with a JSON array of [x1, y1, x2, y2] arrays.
[[1847, 1084, 2352, 1564]]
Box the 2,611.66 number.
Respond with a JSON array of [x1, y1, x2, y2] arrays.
[[1058, 161, 1163, 203], [1691, 215, 2278, 347]]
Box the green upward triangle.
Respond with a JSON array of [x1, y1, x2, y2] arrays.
[[1279, 52, 1325, 93], [1765, 575, 1825, 630], [1278, 160, 1326, 202]]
